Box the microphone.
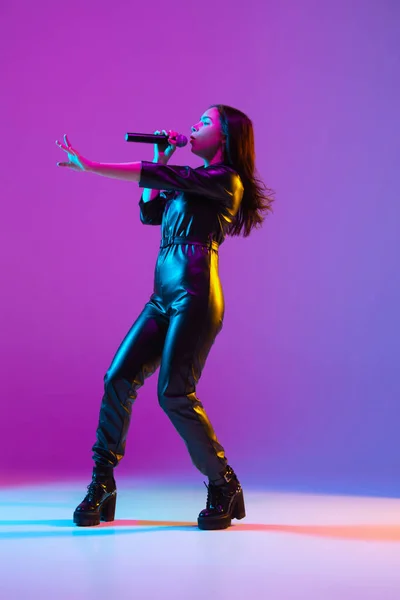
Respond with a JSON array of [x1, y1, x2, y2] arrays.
[[125, 132, 188, 147]]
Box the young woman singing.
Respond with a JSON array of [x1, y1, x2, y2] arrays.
[[56, 104, 274, 530]]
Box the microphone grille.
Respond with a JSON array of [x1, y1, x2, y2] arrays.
[[176, 134, 188, 148]]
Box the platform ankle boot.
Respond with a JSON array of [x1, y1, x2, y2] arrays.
[[197, 465, 246, 530], [73, 466, 117, 527]]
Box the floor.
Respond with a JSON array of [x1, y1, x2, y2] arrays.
[[1, 478, 400, 599]]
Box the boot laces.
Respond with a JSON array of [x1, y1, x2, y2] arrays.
[[203, 481, 224, 509], [86, 481, 106, 502]]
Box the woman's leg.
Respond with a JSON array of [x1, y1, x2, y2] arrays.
[[157, 294, 228, 481], [92, 299, 169, 468]]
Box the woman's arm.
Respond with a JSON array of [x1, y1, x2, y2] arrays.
[[141, 157, 169, 204], [142, 186, 161, 204], [86, 160, 142, 182], [140, 152, 172, 222], [55, 135, 243, 211], [139, 193, 169, 225], [139, 161, 244, 210], [86, 160, 242, 212]]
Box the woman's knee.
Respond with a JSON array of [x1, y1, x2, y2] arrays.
[[157, 378, 175, 411], [103, 369, 129, 395], [157, 379, 194, 412]]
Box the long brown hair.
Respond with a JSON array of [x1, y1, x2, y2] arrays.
[[210, 104, 275, 237]]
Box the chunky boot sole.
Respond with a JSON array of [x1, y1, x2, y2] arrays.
[[73, 491, 117, 527], [197, 490, 246, 531]]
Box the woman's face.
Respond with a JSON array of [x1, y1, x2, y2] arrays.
[[190, 107, 225, 160]]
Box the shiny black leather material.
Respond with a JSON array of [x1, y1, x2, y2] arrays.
[[137, 161, 244, 244], [73, 475, 117, 526], [198, 466, 246, 530], [91, 162, 244, 481]]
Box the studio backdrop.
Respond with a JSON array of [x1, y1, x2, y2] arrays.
[[1, 0, 399, 495]]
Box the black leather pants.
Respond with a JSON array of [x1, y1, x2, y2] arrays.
[[91, 237, 229, 480]]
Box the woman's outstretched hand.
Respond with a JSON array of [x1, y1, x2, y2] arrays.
[[55, 135, 90, 171], [153, 129, 178, 164]]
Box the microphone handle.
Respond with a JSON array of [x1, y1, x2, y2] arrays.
[[125, 132, 187, 147], [125, 133, 165, 143]]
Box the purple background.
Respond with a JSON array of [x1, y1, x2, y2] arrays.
[[1, 0, 399, 494]]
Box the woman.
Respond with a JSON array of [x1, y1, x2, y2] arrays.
[[56, 104, 274, 530]]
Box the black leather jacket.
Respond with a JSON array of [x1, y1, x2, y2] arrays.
[[138, 161, 244, 247]]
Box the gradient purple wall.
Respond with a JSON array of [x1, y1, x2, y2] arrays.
[[1, 0, 399, 494]]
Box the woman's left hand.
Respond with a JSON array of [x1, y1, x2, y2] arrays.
[[55, 135, 90, 172]]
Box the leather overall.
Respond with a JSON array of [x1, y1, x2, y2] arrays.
[[91, 161, 244, 480]]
